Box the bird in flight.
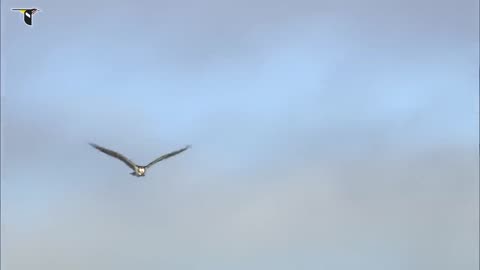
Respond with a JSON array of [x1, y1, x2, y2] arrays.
[[89, 143, 191, 177]]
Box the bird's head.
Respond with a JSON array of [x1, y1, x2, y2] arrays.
[[137, 167, 146, 176]]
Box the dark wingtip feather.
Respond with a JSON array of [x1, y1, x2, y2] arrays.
[[89, 142, 99, 148]]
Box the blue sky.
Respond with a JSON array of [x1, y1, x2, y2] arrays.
[[1, 0, 479, 269]]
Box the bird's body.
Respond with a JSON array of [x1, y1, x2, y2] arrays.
[[89, 143, 190, 177], [132, 166, 146, 177]]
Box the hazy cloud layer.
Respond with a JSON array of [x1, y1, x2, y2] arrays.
[[2, 0, 478, 269]]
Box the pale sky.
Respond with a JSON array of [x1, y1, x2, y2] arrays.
[[1, 0, 479, 269]]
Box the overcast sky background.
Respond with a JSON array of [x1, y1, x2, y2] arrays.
[[1, 0, 479, 269]]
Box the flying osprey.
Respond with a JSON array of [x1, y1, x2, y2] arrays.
[[89, 143, 191, 177]]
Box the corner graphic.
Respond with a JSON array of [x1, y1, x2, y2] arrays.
[[11, 8, 40, 26]]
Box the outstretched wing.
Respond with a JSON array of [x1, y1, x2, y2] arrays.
[[145, 145, 191, 168], [89, 143, 137, 171]]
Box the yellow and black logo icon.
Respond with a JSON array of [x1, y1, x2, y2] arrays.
[[11, 8, 40, 26]]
